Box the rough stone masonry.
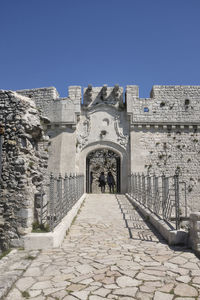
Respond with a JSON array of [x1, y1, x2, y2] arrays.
[[0, 84, 200, 251], [0, 90, 49, 251]]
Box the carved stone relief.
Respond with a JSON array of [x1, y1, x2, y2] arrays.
[[76, 107, 129, 152], [114, 115, 129, 148], [76, 116, 91, 152]]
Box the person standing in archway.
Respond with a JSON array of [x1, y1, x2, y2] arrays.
[[99, 172, 106, 193], [107, 171, 115, 193], [90, 171, 93, 193]]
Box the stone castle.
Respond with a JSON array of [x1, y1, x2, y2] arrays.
[[0, 84, 200, 250]]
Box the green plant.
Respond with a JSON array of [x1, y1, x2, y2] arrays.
[[26, 255, 35, 260], [32, 221, 50, 233], [21, 291, 30, 299], [0, 249, 11, 260], [28, 161, 34, 168], [160, 102, 165, 107]]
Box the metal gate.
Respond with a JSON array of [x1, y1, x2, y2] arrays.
[[86, 149, 121, 194]]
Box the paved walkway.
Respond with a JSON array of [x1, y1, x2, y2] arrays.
[[4, 194, 200, 300]]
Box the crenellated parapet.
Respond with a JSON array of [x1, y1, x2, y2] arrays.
[[47, 86, 82, 126], [17, 86, 82, 127], [126, 85, 200, 126]]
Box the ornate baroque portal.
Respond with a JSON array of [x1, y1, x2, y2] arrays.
[[76, 85, 129, 194]]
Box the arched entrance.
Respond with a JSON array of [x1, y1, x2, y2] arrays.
[[86, 149, 121, 194]]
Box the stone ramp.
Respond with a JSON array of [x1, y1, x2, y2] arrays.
[[4, 194, 200, 300], [116, 195, 165, 243]]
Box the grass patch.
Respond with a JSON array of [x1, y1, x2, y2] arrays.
[[26, 255, 36, 260], [21, 291, 30, 298], [32, 222, 50, 233], [0, 249, 11, 260]]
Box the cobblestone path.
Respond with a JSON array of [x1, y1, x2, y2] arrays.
[[5, 194, 200, 300]]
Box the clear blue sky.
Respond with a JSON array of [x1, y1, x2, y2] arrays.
[[0, 0, 200, 98]]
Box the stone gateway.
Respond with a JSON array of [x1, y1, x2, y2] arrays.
[[0, 84, 200, 250]]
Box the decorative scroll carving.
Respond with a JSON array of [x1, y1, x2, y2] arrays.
[[76, 116, 91, 152], [114, 115, 129, 148]]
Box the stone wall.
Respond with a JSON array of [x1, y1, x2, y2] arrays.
[[126, 85, 200, 124], [130, 126, 200, 213], [16, 87, 59, 117], [127, 85, 200, 213], [0, 91, 49, 251], [17, 86, 81, 126]]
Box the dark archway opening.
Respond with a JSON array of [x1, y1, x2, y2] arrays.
[[86, 149, 121, 194]]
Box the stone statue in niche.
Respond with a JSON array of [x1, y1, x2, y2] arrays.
[[76, 116, 91, 152]]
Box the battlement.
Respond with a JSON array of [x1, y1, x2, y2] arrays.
[[126, 85, 200, 125], [2, 84, 199, 126]]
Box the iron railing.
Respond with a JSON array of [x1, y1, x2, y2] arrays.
[[37, 173, 84, 231], [127, 171, 186, 230]]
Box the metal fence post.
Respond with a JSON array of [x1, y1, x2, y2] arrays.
[[75, 174, 77, 202], [64, 174, 68, 215], [135, 174, 138, 200], [49, 173, 55, 231], [162, 173, 166, 219], [66, 174, 70, 212], [57, 173, 63, 222], [39, 188, 44, 225], [152, 173, 156, 212], [147, 172, 151, 210], [138, 173, 141, 203], [130, 173, 133, 197], [68, 174, 72, 209], [72, 173, 75, 206], [174, 170, 180, 230], [142, 173, 146, 205]]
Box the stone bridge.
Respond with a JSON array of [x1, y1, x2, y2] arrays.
[[0, 84, 200, 252], [1, 194, 200, 300], [0, 84, 200, 299]]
